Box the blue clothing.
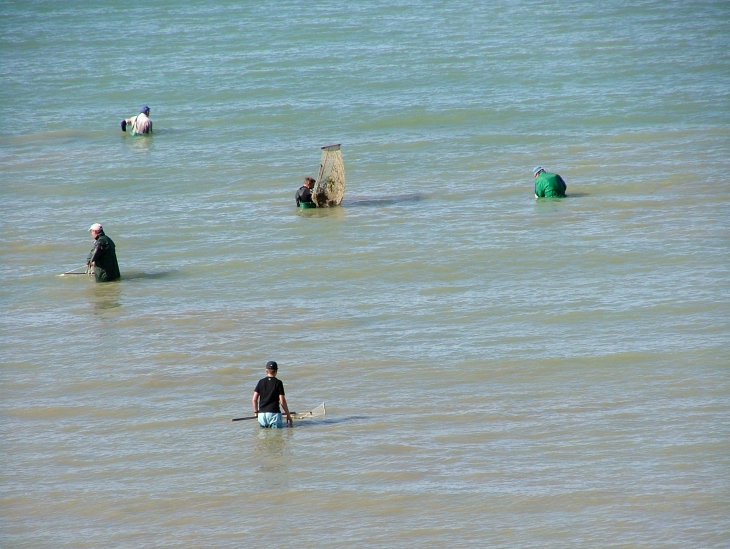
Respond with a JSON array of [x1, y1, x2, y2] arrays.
[[258, 412, 283, 428]]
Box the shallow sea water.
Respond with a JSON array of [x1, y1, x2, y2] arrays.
[[1, 1, 729, 547]]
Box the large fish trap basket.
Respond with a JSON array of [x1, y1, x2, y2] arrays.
[[313, 144, 346, 207]]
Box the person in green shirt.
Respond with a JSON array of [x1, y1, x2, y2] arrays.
[[533, 166, 567, 198]]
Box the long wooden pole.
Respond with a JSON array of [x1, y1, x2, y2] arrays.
[[231, 412, 298, 422]]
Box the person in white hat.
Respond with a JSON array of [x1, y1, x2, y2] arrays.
[[121, 106, 152, 135], [85, 223, 121, 282], [533, 166, 567, 198]]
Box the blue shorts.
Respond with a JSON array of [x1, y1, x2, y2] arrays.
[[258, 412, 283, 428]]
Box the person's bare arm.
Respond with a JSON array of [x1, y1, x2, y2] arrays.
[[252, 391, 259, 415], [280, 394, 293, 427]]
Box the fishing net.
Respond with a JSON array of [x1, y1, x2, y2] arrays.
[[292, 402, 326, 420], [313, 145, 346, 207]]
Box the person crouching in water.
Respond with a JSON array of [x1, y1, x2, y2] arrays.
[[252, 361, 293, 428], [121, 106, 152, 135], [295, 177, 315, 207], [533, 166, 567, 198], [86, 223, 121, 282]]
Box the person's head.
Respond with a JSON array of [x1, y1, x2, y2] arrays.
[[140, 106, 150, 116], [303, 177, 315, 188], [265, 360, 278, 376], [533, 166, 545, 178], [88, 223, 103, 238]]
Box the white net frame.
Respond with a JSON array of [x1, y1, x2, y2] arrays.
[[292, 402, 326, 420]]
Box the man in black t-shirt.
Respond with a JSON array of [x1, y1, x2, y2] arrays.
[[252, 361, 293, 428]]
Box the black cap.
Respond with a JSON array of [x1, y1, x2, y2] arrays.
[[265, 360, 278, 370]]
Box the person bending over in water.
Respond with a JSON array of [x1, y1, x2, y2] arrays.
[[121, 106, 152, 135], [533, 166, 567, 198]]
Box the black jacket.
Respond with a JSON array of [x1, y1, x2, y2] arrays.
[[86, 232, 121, 282], [295, 185, 313, 206]]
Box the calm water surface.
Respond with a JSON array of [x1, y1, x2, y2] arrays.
[[1, 1, 729, 547]]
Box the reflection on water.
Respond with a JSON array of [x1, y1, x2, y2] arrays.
[[296, 205, 346, 219], [86, 281, 121, 312], [124, 134, 153, 153], [80, 270, 176, 312], [295, 193, 425, 215], [319, 415, 368, 425], [293, 416, 368, 428], [343, 193, 426, 207], [253, 427, 292, 473], [121, 270, 177, 281]]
